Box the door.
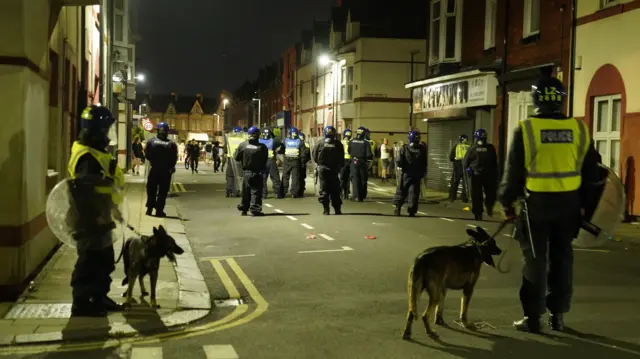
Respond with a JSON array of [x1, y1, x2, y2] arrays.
[[593, 95, 622, 176], [507, 91, 535, 157], [426, 118, 475, 193]]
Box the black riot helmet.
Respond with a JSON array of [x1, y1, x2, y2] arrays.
[[532, 76, 566, 116], [261, 128, 273, 140], [78, 105, 115, 150]]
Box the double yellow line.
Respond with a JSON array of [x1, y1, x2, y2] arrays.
[[172, 182, 187, 192], [0, 258, 268, 355]]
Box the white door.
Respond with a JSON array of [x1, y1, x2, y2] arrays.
[[593, 95, 622, 176], [506, 92, 534, 155]]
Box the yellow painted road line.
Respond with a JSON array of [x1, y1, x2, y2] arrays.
[[0, 259, 268, 354], [210, 260, 241, 298], [178, 183, 187, 192]]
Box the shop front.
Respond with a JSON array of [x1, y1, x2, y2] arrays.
[[406, 70, 498, 193]]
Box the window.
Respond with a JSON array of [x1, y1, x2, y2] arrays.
[[507, 91, 535, 156], [341, 66, 354, 102], [601, 0, 619, 9], [114, 0, 126, 44], [523, 0, 540, 38], [115, 14, 124, 42], [593, 95, 622, 175], [484, 0, 497, 49], [429, 0, 461, 64]]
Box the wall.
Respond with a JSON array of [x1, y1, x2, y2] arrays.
[[295, 61, 316, 133]]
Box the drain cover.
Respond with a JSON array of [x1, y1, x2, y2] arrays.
[[214, 299, 244, 308], [5, 304, 72, 319]]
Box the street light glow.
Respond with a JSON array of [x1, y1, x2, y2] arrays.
[[135, 73, 145, 82], [318, 54, 331, 66], [223, 99, 229, 105]]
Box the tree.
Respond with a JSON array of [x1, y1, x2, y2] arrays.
[[132, 124, 145, 142]]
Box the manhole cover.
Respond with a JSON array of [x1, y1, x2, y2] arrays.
[[5, 304, 72, 319], [214, 299, 245, 308]]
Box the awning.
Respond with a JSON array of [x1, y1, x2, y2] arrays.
[[187, 133, 209, 142]]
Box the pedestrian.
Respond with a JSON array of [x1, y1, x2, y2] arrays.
[[313, 126, 344, 215], [205, 141, 213, 165], [464, 129, 498, 221], [183, 142, 190, 170], [67, 105, 124, 316], [348, 127, 373, 202], [225, 127, 246, 197], [188, 139, 200, 174], [297, 132, 311, 197], [144, 122, 178, 217], [131, 137, 144, 175], [219, 145, 227, 172], [380, 138, 392, 182], [281, 127, 308, 198], [393, 130, 427, 217], [499, 75, 601, 333], [259, 128, 284, 199], [449, 134, 470, 202], [213, 140, 221, 172], [340, 129, 353, 199], [234, 126, 268, 216]]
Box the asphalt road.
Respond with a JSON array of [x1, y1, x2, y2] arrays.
[[3, 165, 640, 359]]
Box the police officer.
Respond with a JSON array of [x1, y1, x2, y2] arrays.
[[348, 127, 373, 202], [282, 127, 308, 198], [499, 76, 601, 333], [313, 126, 345, 215], [297, 132, 311, 197], [393, 131, 427, 217], [449, 134, 470, 202], [226, 126, 246, 197], [259, 128, 284, 199], [463, 129, 498, 221], [145, 122, 178, 217], [187, 139, 200, 174], [340, 129, 353, 199], [235, 126, 269, 216], [67, 105, 124, 316], [365, 129, 378, 183]]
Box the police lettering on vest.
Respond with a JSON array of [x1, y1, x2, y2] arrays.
[[285, 138, 301, 158], [520, 118, 589, 192], [341, 139, 351, 159], [68, 141, 125, 205], [455, 144, 469, 160]]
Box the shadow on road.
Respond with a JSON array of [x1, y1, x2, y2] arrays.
[[123, 298, 169, 335], [29, 316, 116, 359], [261, 213, 310, 217]]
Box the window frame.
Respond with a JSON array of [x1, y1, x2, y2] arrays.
[[600, 0, 619, 9], [523, 0, 540, 38], [593, 94, 622, 175], [484, 0, 497, 49], [429, 0, 463, 65], [113, 0, 128, 46]]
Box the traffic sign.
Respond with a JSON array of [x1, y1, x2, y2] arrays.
[[141, 118, 153, 131]]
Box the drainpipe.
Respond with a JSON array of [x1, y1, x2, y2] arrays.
[[568, 0, 577, 117], [77, 6, 87, 138], [498, 0, 510, 176]]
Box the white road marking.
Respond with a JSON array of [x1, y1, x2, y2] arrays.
[[377, 201, 385, 204], [503, 234, 512, 237], [298, 246, 353, 254], [131, 347, 162, 359], [440, 217, 454, 222], [286, 215, 298, 221], [274, 209, 284, 213], [417, 211, 427, 215], [574, 248, 610, 253], [204, 344, 239, 359], [319, 233, 335, 241], [199, 254, 256, 261], [264, 203, 273, 208], [368, 181, 380, 187], [301, 223, 314, 230]]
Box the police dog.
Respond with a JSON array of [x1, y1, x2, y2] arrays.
[[402, 226, 502, 339], [121, 225, 184, 308]]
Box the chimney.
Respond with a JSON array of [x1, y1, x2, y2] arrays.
[[171, 92, 178, 101], [196, 93, 202, 100]]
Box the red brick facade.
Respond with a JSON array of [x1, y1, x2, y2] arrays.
[[282, 45, 298, 127]]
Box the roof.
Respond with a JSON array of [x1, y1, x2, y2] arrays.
[[136, 93, 218, 114]]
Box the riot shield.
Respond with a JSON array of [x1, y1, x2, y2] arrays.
[[574, 164, 626, 248], [307, 136, 321, 197], [224, 134, 244, 197], [394, 144, 403, 188]]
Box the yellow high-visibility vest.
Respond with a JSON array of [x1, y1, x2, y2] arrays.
[[520, 117, 589, 192], [342, 139, 351, 159], [68, 141, 125, 205], [455, 143, 469, 160]]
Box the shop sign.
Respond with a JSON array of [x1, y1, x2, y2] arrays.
[[412, 74, 497, 113]]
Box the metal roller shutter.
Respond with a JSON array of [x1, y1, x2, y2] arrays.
[[426, 119, 475, 194]]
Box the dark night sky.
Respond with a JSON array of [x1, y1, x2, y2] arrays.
[[135, 0, 334, 98]]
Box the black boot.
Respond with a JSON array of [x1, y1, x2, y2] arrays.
[[334, 207, 342, 215], [155, 210, 166, 218], [474, 213, 483, 221], [394, 206, 401, 216], [241, 211, 248, 216], [408, 212, 416, 217], [71, 298, 107, 318], [146, 207, 153, 216], [513, 316, 542, 333], [548, 313, 564, 331], [323, 204, 330, 215]]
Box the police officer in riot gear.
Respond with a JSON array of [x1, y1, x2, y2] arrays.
[[235, 126, 269, 216], [499, 75, 601, 333], [393, 131, 427, 217], [145, 122, 178, 217], [282, 127, 309, 198], [226, 126, 246, 197], [67, 105, 124, 316], [463, 129, 498, 221], [313, 126, 345, 215], [348, 127, 373, 202], [340, 129, 353, 199], [297, 132, 311, 197], [449, 134, 470, 202], [259, 128, 284, 199]]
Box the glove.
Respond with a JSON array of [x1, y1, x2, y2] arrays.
[[170, 167, 176, 174], [466, 167, 473, 176], [503, 205, 516, 221]]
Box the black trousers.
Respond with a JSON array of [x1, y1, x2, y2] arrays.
[[238, 172, 263, 214], [71, 244, 115, 302], [350, 160, 368, 201], [318, 167, 342, 209], [282, 158, 301, 196], [449, 162, 468, 201], [297, 163, 307, 197], [189, 156, 199, 172], [214, 155, 221, 171], [263, 158, 282, 198], [146, 168, 171, 211], [393, 173, 422, 214], [339, 159, 351, 197], [517, 210, 578, 317], [470, 174, 496, 215]]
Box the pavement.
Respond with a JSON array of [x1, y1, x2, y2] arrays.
[[0, 163, 639, 358]]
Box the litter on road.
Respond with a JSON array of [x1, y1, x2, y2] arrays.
[[365, 236, 377, 240], [306, 234, 317, 239]]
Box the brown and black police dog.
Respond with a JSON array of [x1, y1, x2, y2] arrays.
[[402, 226, 502, 339], [121, 225, 184, 308]]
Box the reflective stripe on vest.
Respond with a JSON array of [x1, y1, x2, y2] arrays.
[[342, 139, 351, 159], [227, 136, 244, 158], [304, 142, 309, 148], [520, 118, 589, 192], [455, 144, 469, 160], [68, 141, 125, 204]]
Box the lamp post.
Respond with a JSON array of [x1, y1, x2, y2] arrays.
[[318, 54, 338, 127], [222, 98, 229, 132], [252, 98, 261, 128], [214, 113, 220, 136]]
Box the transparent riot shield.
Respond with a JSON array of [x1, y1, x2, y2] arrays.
[[307, 136, 321, 197], [393, 144, 403, 189], [224, 134, 244, 197]]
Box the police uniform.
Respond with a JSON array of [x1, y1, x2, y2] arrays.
[[297, 133, 311, 197], [235, 127, 269, 216], [340, 131, 352, 199], [187, 140, 200, 173], [313, 126, 345, 215], [259, 129, 284, 199], [365, 129, 376, 196], [449, 136, 470, 202], [68, 106, 124, 317], [225, 128, 247, 197], [463, 130, 498, 221], [348, 127, 373, 201], [393, 131, 427, 216], [499, 76, 601, 333], [282, 128, 308, 198], [145, 123, 178, 217]]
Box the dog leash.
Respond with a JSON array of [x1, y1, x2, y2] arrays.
[[492, 218, 517, 274]]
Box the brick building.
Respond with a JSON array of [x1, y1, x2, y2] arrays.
[[282, 44, 301, 126], [255, 63, 283, 128]]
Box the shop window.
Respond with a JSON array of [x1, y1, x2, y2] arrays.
[[429, 0, 462, 64], [593, 95, 622, 175], [523, 0, 540, 38], [484, 0, 497, 49], [600, 0, 618, 9]]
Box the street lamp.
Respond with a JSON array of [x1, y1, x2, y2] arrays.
[[318, 54, 331, 67], [252, 98, 261, 128], [223, 98, 229, 109], [135, 73, 145, 82]]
